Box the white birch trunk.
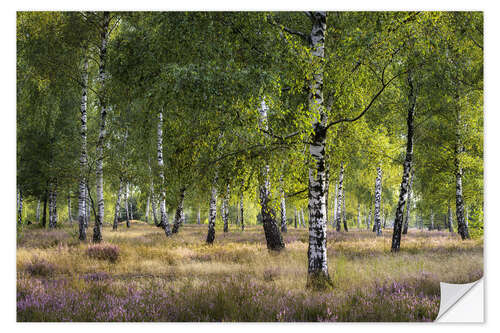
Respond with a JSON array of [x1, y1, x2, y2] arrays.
[[125, 182, 130, 228], [373, 166, 382, 236], [172, 187, 186, 234], [17, 188, 23, 225], [78, 56, 89, 240], [93, 12, 110, 243], [157, 111, 171, 236], [335, 163, 344, 232], [240, 193, 244, 231], [36, 198, 40, 223], [206, 180, 218, 244], [197, 206, 201, 225], [145, 194, 150, 223], [67, 191, 72, 223]]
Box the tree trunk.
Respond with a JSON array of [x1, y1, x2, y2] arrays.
[[42, 189, 48, 228], [258, 100, 284, 251], [357, 203, 361, 229], [301, 209, 306, 228], [342, 186, 348, 232], [206, 180, 217, 244], [17, 188, 23, 225], [447, 204, 453, 232], [36, 198, 41, 223], [197, 207, 201, 225], [333, 181, 338, 229], [373, 166, 382, 236], [280, 180, 287, 233], [455, 115, 470, 239], [430, 210, 435, 230], [49, 183, 58, 229], [112, 180, 123, 231], [124, 183, 130, 228], [172, 187, 186, 234], [93, 12, 110, 243], [367, 204, 372, 230], [78, 56, 89, 241], [391, 71, 416, 252], [335, 163, 344, 232], [240, 193, 244, 231], [294, 207, 298, 228], [157, 111, 171, 236], [305, 12, 331, 289], [325, 167, 330, 226], [145, 194, 150, 223], [85, 185, 90, 228], [67, 191, 72, 223], [402, 170, 414, 234], [221, 184, 229, 233]]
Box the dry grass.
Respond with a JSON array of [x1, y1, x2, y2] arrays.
[[16, 222, 483, 322]]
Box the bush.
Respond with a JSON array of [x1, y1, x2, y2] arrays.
[[86, 244, 120, 263], [25, 258, 56, 277]]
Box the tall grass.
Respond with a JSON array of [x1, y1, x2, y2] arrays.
[[17, 222, 483, 322]]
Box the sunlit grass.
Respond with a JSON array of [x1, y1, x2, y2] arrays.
[[17, 221, 483, 322]]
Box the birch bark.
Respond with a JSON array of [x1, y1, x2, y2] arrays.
[[93, 12, 110, 243], [391, 71, 416, 252], [172, 187, 186, 234], [373, 166, 382, 236], [78, 56, 89, 241]]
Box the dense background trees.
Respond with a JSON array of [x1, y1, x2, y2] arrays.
[[16, 11, 483, 288]]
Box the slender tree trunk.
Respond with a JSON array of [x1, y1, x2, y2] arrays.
[[403, 170, 414, 234], [367, 204, 372, 230], [49, 183, 58, 229], [373, 166, 382, 236], [301, 209, 306, 228], [258, 100, 284, 251], [157, 111, 171, 236], [145, 193, 150, 223], [42, 189, 48, 228], [333, 181, 338, 229], [85, 185, 90, 228], [391, 71, 416, 252], [67, 191, 72, 223], [342, 186, 348, 232], [36, 198, 40, 223], [220, 185, 229, 233], [430, 210, 435, 230], [335, 163, 344, 232], [172, 187, 186, 234], [112, 180, 123, 231], [125, 183, 130, 228], [280, 179, 287, 233], [305, 12, 332, 289], [206, 178, 218, 244], [197, 206, 201, 225], [240, 193, 244, 231], [455, 113, 470, 239], [357, 203, 361, 229], [17, 188, 23, 225], [78, 56, 89, 241], [93, 12, 110, 243], [294, 207, 298, 228], [325, 167, 330, 226]]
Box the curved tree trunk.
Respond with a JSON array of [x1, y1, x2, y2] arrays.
[[391, 71, 416, 252], [373, 166, 382, 236], [172, 187, 186, 234], [402, 170, 414, 234], [335, 163, 344, 232], [78, 56, 89, 241], [112, 180, 123, 231], [93, 12, 110, 243], [258, 99, 284, 251]]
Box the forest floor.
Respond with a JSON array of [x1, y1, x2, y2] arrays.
[[16, 221, 483, 322]]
